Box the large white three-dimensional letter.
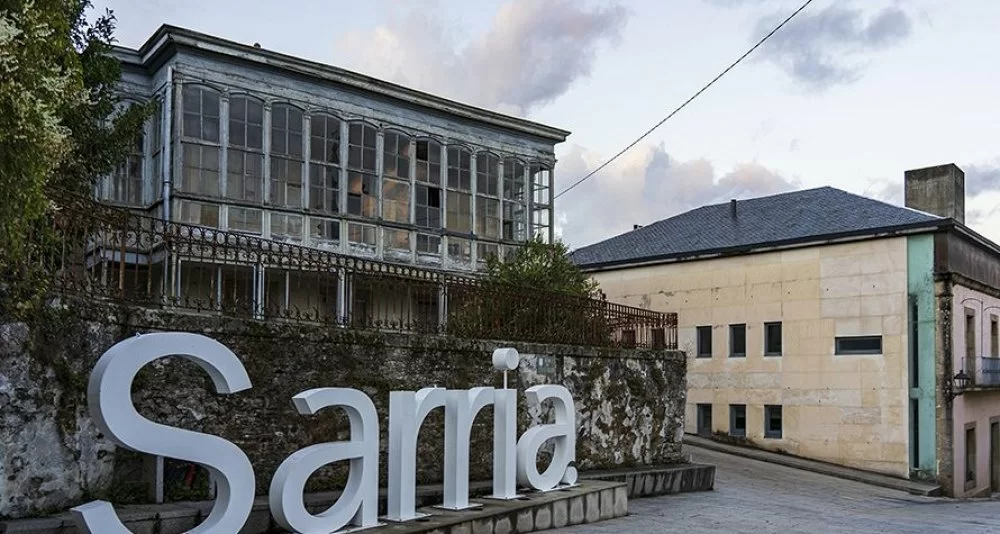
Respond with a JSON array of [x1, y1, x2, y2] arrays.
[[515, 385, 578, 491], [385, 387, 447, 522], [491, 388, 519, 499], [269, 388, 379, 533], [442, 387, 494, 509], [70, 333, 255, 534]]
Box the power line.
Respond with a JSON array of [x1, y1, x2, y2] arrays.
[[553, 0, 815, 200]]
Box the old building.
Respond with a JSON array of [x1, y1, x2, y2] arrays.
[[571, 163, 1000, 497], [95, 25, 568, 326]]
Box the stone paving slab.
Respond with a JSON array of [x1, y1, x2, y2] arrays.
[[683, 434, 942, 496]]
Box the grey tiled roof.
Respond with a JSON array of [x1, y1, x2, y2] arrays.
[[569, 186, 943, 269]]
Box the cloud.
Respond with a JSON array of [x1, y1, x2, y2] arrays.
[[966, 164, 1000, 197], [555, 143, 800, 248], [335, 0, 627, 117], [752, 4, 912, 90]]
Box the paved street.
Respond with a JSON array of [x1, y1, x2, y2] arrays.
[[558, 447, 1000, 533]]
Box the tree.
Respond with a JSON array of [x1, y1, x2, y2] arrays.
[[483, 236, 599, 298], [0, 0, 151, 305]]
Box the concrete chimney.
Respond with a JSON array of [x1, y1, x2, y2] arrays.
[[904, 163, 965, 223], [730, 199, 737, 219]]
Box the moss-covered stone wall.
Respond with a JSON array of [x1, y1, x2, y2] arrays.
[[0, 298, 686, 519]]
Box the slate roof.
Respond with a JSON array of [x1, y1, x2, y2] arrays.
[[570, 186, 945, 270]]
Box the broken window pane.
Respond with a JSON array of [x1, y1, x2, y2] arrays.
[[502, 200, 526, 241], [384, 228, 411, 251], [348, 222, 377, 246], [447, 237, 472, 264], [311, 217, 340, 246], [415, 184, 441, 228], [347, 172, 377, 217], [383, 130, 411, 179]]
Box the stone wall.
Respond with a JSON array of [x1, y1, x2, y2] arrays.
[[0, 299, 686, 519]]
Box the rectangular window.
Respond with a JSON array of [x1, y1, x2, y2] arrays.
[[447, 237, 472, 264], [476, 197, 500, 239], [383, 130, 410, 180], [415, 184, 442, 228], [347, 123, 377, 172], [696, 404, 712, 436], [729, 324, 746, 358], [447, 191, 472, 233], [151, 101, 163, 199], [415, 139, 441, 185], [910, 298, 920, 387], [226, 149, 263, 202], [835, 335, 883, 355], [105, 135, 143, 205], [416, 234, 441, 255], [270, 105, 303, 158], [764, 322, 782, 356], [476, 153, 499, 196], [477, 242, 499, 267], [447, 147, 472, 190], [652, 328, 666, 349], [502, 200, 526, 241], [270, 157, 303, 208], [182, 86, 220, 142], [178, 201, 219, 228], [347, 222, 376, 247], [764, 405, 782, 439], [696, 326, 712, 358], [270, 213, 302, 241], [967, 425, 977, 485], [228, 96, 263, 150], [992, 316, 999, 358], [503, 158, 525, 201], [729, 405, 746, 437], [347, 172, 377, 217], [384, 228, 410, 252], [228, 206, 262, 234], [308, 164, 339, 214], [382, 178, 410, 223], [310, 218, 340, 246], [966, 309, 977, 362], [181, 143, 220, 197], [310, 114, 341, 165]]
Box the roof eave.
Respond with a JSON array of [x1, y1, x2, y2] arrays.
[[575, 220, 948, 273], [126, 24, 571, 144]]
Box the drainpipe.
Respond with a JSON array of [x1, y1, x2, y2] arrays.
[[161, 66, 173, 221]]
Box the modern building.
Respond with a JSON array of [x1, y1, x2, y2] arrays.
[[95, 25, 569, 326], [571, 163, 1000, 497]]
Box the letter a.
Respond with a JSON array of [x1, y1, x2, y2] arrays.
[[269, 388, 379, 533], [515, 385, 578, 491], [71, 333, 255, 534]]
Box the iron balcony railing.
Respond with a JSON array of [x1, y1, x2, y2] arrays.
[[17, 191, 678, 350]]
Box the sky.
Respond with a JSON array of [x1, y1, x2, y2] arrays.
[[94, 0, 1000, 249]]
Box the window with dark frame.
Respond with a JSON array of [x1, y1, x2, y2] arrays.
[[729, 324, 746, 358], [696, 326, 712, 358], [966, 425, 977, 485], [835, 335, 883, 355], [764, 322, 782, 356], [651, 328, 666, 349], [696, 404, 712, 436], [992, 316, 999, 358], [764, 405, 782, 439], [729, 405, 746, 437]]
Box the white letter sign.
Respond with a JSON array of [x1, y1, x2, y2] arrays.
[[269, 388, 379, 533], [515, 385, 578, 491], [385, 387, 447, 522], [71, 333, 255, 534], [442, 387, 494, 510]]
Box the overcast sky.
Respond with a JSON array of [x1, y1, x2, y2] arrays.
[[96, 0, 1000, 249]]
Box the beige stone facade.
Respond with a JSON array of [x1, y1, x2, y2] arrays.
[[590, 237, 912, 477]]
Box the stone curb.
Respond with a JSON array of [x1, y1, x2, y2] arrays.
[[683, 434, 942, 497]]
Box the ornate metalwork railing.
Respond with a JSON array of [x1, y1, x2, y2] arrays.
[[25, 192, 677, 349]]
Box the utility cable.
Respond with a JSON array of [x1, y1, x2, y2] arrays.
[[553, 0, 816, 200]]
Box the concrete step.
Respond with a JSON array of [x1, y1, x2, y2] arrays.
[[683, 434, 942, 497]]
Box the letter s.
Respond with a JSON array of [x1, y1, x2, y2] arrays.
[[71, 332, 255, 534]]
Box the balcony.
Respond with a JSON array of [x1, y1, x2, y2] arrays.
[[980, 357, 1000, 386]]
